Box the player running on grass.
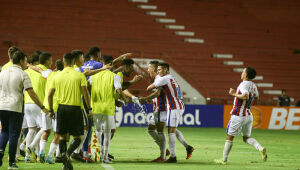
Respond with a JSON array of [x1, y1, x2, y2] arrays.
[[215, 67, 267, 165], [146, 62, 194, 163]]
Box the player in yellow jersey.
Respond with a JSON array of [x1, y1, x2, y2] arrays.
[[1, 46, 20, 72], [48, 53, 92, 170]]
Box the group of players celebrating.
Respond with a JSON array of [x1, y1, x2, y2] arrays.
[[0, 46, 195, 170]]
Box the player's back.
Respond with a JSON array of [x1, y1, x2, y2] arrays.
[[53, 67, 86, 107], [231, 80, 258, 116], [24, 68, 47, 104], [81, 60, 103, 71]]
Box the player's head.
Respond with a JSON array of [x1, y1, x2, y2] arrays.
[[28, 51, 40, 65], [63, 53, 75, 66], [148, 60, 159, 78], [157, 62, 169, 76], [12, 51, 27, 70], [84, 53, 90, 62], [39, 52, 52, 68], [88, 46, 101, 61], [242, 67, 256, 80], [121, 58, 135, 77], [55, 59, 64, 71], [8, 46, 20, 60], [281, 89, 287, 96], [103, 55, 114, 65], [71, 50, 84, 67]]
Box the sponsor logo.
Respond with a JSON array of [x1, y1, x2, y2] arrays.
[[268, 108, 300, 130]]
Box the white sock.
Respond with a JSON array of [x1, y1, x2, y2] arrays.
[[30, 129, 43, 149], [103, 130, 111, 160], [48, 143, 58, 157], [20, 142, 26, 151], [55, 145, 60, 157], [158, 132, 167, 159], [176, 129, 188, 148], [25, 129, 36, 156], [223, 140, 233, 162], [39, 139, 47, 154], [148, 130, 160, 147], [16, 134, 22, 155], [246, 138, 263, 151], [74, 130, 88, 154], [168, 133, 176, 158]]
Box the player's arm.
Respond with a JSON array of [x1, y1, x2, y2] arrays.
[[83, 65, 112, 77], [229, 88, 249, 100], [112, 53, 132, 67], [147, 76, 166, 92], [147, 84, 156, 92], [82, 86, 92, 118], [48, 88, 56, 118], [123, 75, 143, 90], [140, 88, 162, 103], [27, 64, 44, 74]]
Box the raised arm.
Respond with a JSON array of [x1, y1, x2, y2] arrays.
[[83, 65, 112, 77], [27, 64, 44, 74], [140, 88, 162, 103], [123, 75, 143, 90], [112, 53, 132, 67]]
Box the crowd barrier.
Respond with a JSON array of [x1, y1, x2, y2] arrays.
[[115, 104, 300, 130]]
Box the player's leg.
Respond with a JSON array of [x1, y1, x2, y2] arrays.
[[156, 122, 167, 161], [242, 115, 267, 162], [175, 129, 194, 160], [72, 109, 89, 162], [39, 112, 53, 163], [148, 113, 160, 148], [102, 115, 114, 163], [24, 104, 38, 162], [28, 109, 43, 162], [165, 110, 182, 163], [83, 118, 93, 163], [0, 110, 10, 167], [215, 115, 241, 164]]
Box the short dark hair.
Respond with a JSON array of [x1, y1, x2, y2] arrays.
[[39, 52, 52, 65], [149, 60, 159, 68], [71, 50, 84, 61], [158, 62, 169, 71], [88, 46, 100, 57], [245, 67, 256, 80], [63, 53, 74, 65], [12, 51, 26, 64], [121, 58, 134, 66], [8, 46, 20, 59], [84, 53, 90, 61], [55, 59, 64, 71], [103, 55, 114, 65], [28, 52, 40, 64]]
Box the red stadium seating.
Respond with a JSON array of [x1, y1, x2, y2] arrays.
[[0, 0, 299, 105]]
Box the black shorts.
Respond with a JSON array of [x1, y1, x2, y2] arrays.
[[57, 104, 84, 136]]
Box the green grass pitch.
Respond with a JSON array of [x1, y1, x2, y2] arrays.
[[1, 127, 300, 170]]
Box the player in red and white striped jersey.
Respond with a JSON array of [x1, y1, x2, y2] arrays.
[[147, 62, 194, 163], [215, 67, 267, 165]]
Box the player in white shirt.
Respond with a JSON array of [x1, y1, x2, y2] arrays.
[[147, 62, 194, 163], [215, 67, 267, 165]]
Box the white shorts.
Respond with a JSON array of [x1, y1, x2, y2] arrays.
[[227, 115, 253, 137], [24, 104, 42, 128], [52, 112, 57, 132], [41, 112, 52, 130], [166, 109, 184, 127], [93, 114, 115, 131], [149, 111, 167, 126], [22, 117, 28, 129]]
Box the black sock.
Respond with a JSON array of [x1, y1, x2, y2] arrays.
[[59, 140, 67, 157], [67, 138, 81, 156]]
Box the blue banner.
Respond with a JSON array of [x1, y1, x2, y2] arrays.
[[115, 104, 224, 127]]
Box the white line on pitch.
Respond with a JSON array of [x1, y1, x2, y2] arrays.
[[101, 163, 115, 170]]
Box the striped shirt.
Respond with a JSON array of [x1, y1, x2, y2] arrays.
[[154, 74, 184, 111], [152, 75, 166, 113], [230, 80, 259, 116]]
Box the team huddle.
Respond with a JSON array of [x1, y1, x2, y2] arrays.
[[0, 46, 267, 170]]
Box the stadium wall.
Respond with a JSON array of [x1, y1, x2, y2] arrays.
[[117, 104, 300, 130]]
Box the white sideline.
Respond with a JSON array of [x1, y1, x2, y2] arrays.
[[101, 163, 115, 170]]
